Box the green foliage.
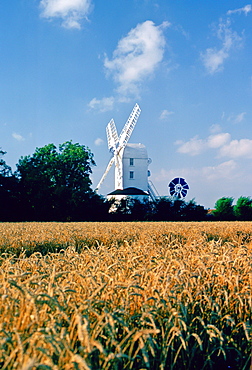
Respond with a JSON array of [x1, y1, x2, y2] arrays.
[[153, 197, 175, 221], [183, 199, 208, 221], [3, 144, 252, 222], [108, 197, 208, 221], [212, 197, 234, 221], [233, 196, 252, 220], [0, 149, 20, 221], [0, 148, 11, 177], [152, 197, 207, 221], [16, 141, 95, 191], [109, 197, 154, 221], [15, 141, 97, 220]]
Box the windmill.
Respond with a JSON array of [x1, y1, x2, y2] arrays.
[[168, 177, 189, 199], [96, 103, 141, 191]]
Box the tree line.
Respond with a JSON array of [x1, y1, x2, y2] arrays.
[[1, 142, 252, 222]]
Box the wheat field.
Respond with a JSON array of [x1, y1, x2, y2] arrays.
[[0, 222, 251, 369]]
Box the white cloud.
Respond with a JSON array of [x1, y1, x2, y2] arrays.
[[234, 112, 246, 123], [104, 20, 169, 97], [209, 123, 222, 134], [220, 139, 252, 158], [176, 132, 231, 155], [202, 160, 237, 181], [227, 4, 252, 16], [12, 132, 25, 141], [228, 112, 246, 124], [201, 19, 243, 74], [159, 109, 174, 120], [94, 138, 104, 146], [175, 136, 205, 156], [201, 48, 229, 74], [207, 133, 231, 148], [40, 0, 92, 29], [178, 132, 252, 159], [155, 160, 238, 185], [88, 97, 115, 112]]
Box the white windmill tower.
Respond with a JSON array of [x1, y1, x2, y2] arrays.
[[96, 104, 158, 201]]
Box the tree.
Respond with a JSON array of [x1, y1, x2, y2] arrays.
[[212, 197, 234, 221], [152, 197, 191, 221], [183, 199, 207, 221], [234, 196, 252, 221], [152, 197, 174, 221], [0, 148, 12, 177], [0, 149, 21, 221], [16, 141, 96, 220], [108, 197, 153, 221]]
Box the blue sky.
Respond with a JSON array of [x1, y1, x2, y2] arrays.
[[1, 1, 252, 208]]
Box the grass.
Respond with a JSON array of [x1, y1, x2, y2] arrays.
[[0, 222, 251, 369]]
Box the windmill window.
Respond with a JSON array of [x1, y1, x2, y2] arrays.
[[130, 158, 134, 166], [129, 171, 134, 179]]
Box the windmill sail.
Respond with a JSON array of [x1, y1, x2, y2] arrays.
[[96, 156, 115, 190], [118, 104, 141, 149], [106, 119, 119, 152], [96, 104, 141, 190]]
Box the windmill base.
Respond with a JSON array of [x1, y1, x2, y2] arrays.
[[107, 187, 149, 213]]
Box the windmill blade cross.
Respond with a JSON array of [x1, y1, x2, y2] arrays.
[[96, 103, 141, 191], [118, 103, 141, 150], [106, 119, 119, 152], [96, 156, 115, 190]]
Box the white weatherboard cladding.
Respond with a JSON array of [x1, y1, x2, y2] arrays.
[[122, 143, 149, 191]]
